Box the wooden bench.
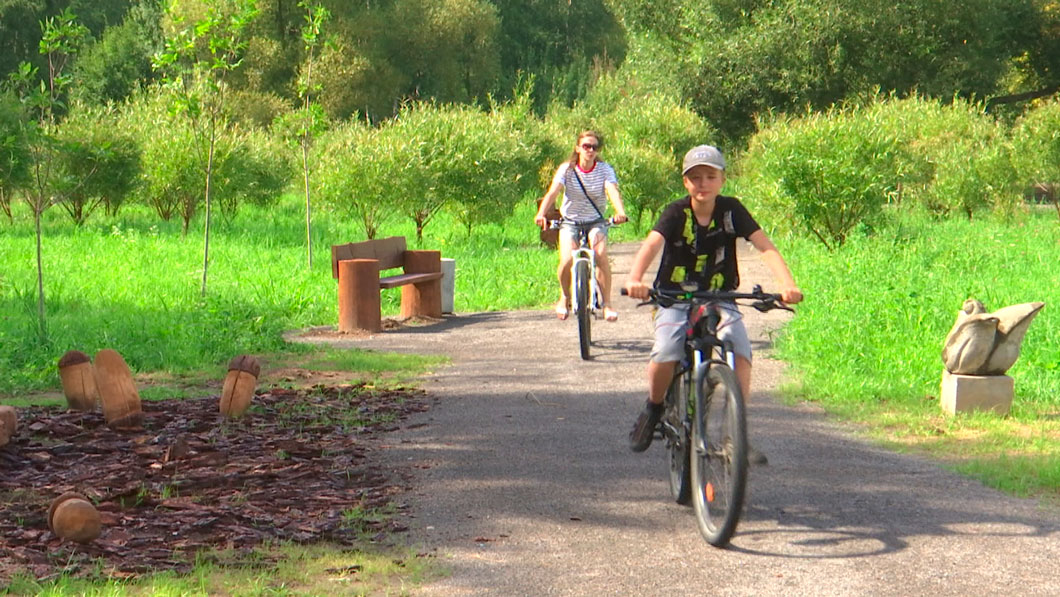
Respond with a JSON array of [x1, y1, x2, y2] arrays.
[[331, 236, 443, 332]]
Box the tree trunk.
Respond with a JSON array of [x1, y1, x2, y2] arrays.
[[302, 134, 313, 269], [34, 204, 47, 342], [202, 116, 215, 297]]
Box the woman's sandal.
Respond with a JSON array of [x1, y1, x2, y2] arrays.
[[604, 307, 618, 322], [555, 301, 570, 320]]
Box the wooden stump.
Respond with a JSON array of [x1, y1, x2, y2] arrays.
[[93, 349, 144, 430], [401, 250, 442, 318], [338, 259, 381, 333], [48, 492, 102, 544], [0, 405, 16, 448], [58, 350, 98, 412], [220, 355, 260, 417]]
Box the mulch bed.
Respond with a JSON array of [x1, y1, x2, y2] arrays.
[[0, 383, 433, 582]]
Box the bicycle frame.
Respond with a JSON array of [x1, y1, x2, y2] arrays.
[[569, 228, 602, 317]]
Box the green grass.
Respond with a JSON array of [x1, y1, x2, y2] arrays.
[[774, 207, 1060, 501], [2, 543, 438, 596], [0, 196, 558, 394], [6, 194, 1060, 589]]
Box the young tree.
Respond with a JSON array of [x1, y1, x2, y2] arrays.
[[273, 0, 329, 268], [6, 8, 89, 341], [153, 0, 259, 296]]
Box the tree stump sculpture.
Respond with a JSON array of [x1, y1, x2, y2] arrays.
[[0, 405, 16, 448], [92, 349, 144, 429], [48, 492, 102, 544], [220, 355, 260, 417], [58, 350, 98, 412]]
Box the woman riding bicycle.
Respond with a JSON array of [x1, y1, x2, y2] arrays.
[[534, 130, 628, 322], [624, 145, 802, 464]]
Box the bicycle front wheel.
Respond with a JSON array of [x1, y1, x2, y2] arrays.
[[575, 260, 591, 360], [690, 363, 748, 547]]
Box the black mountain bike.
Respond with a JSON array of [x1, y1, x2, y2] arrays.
[[626, 284, 792, 546]]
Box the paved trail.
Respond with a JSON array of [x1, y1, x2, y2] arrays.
[[295, 242, 1060, 596]]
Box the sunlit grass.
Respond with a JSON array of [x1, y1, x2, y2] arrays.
[[774, 208, 1060, 500], [4, 543, 440, 596], [0, 196, 552, 394]]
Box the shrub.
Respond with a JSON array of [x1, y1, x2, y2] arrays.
[[742, 109, 901, 249], [1010, 99, 1060, 217], [314, 97, 548, 240], [864, 96, 1018, 218], [312, 120, 392, 239], [52, 103, 142, 223]]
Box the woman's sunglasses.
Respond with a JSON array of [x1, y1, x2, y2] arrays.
[[580, 143, 599, 151]]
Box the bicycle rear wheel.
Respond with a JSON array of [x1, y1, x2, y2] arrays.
[[690, 363, 748, 547], [575, 260, 591, 360], [664, 367, 693, 505]]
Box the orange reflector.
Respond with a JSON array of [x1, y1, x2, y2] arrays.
[[705, 482, 715, 503]]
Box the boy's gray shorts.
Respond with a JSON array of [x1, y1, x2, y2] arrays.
[[650, 303, 751, 364]]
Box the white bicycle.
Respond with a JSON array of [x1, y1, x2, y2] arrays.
[[552, 218, 615, 360]]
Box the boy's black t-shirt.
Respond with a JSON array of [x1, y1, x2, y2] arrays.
[[652, 195, 761, 292]]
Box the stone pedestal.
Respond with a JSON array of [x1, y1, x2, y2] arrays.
[[940, 371, 1013, 415], [441, 258, 456, 314]]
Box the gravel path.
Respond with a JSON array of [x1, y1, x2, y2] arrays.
[[293, 242, 1060, 596]]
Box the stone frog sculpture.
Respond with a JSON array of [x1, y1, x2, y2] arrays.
[[942, 299, 1045, 375]]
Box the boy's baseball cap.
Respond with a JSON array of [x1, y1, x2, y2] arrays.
[[682, 145, 726, 174]]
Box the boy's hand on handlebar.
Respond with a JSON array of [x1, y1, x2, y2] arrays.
[[612, 213, 628, 225], [625, 280, 651, 300], [780, 286, 803, 305]]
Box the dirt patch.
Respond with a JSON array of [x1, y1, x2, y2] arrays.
[[287, 316, 447, 341], [0, 382, 434, 582]]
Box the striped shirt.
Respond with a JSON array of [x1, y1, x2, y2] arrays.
[[551, 161, 618, 222]]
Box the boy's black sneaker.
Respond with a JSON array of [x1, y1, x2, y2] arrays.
[[629, 401, 664, 452]]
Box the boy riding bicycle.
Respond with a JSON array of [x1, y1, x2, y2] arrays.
[[623, 145, 803, 463]]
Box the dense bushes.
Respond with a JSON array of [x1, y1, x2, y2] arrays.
[[1010, 99, 1060, 215], [8, 84, 1060, 253], [742, 95, 1037, 249]]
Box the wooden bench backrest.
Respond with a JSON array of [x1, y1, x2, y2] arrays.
[[331, 236, 407, 279]]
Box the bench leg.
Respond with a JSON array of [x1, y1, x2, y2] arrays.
[[401, 279, 442, 318], [401, 250, 442, 318], [338, 259, 381, 333]]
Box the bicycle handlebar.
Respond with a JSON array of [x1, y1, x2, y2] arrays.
[[548, 217, 620, 230], [620, 284, 794, 313]]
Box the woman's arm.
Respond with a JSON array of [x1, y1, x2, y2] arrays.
[[534, 179, 564, 230], [604, 181, 628, 224]]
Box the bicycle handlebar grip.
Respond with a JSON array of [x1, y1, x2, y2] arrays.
[[620, 288, 629, 296]]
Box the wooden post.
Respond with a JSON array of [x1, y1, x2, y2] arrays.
[[93, 349, 143, 430], [0, 405, 16, 447], [58, 350, 98, 412], [402, 250, 442, 318], [220, 355, 261, 417], [338, 259, 381, 332]]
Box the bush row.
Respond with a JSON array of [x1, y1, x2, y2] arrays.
[[1, 74, 711, 240], [741, 95, 1060, 248]]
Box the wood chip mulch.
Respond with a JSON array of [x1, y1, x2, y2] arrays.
[[0, 383, 433, 582]]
